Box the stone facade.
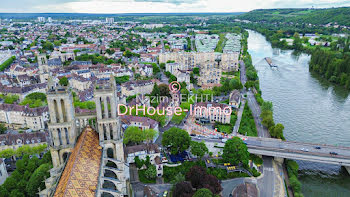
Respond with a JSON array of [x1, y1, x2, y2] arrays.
[[0, 159, 8, 185]]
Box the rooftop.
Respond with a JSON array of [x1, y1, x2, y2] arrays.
[[54, 128, 102, 197]]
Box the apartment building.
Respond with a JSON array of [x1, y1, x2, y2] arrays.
[[0, 104, 49, 131], [121, 80, 154, 97], [193, 102, 231, 124]]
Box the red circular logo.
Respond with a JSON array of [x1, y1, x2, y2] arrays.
[[169, 81, 181, 93]]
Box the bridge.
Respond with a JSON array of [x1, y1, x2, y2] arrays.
[[193, 137, 350, 174]]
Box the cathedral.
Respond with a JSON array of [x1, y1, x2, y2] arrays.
[[39, 77, 129, 197]]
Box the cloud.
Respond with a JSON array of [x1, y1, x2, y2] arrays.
[[0, 0, 349, 13], [133, 0, 200, 5]]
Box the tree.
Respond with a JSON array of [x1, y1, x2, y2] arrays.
[[229, 78, 243, 90], [3, 177, 17, 192], [193, 67, 200, 75], [42, 41, 54, 51], [135, 156, 144, 169], [0, 185, 9, 197], [26, 163, 52, 197], [152, 63, 160, 75], [59, 76, 69, 86], [159, 84, 171, 97], [159, 63, 166, 69], [261, 110, 275, 129], [186, 166, 207, 189], [0, 123, 6, 134], [10, 189, 25, 197], [0, 148, 15, 158], [289, 175, 301, 193], [271, 123, 285, 139], [144, 129, 158, 144], [190, 141, 208, 159], [170, 172, 185, 184], [144, 165, 156, 180], [150, 83, 160, 96], [162, 127, 191, 155], [123, 126, 145, 145], [261, 101, 273, 112], [222, 137, 250, 166], [186, 166, 222, 194], [193, 188, 213, 197], [293, 32, 303, 51], [173, 181, 193, 197]]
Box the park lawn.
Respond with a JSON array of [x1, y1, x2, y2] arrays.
[[163, 161, 206, 183], [217, 124, 232, 134], [238, 104, 257, 136], [138, 169, 156, 184]]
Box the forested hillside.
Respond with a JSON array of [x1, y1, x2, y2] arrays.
[[237, 7, 350, 26]]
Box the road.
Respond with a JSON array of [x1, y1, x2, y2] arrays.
[[258, 156, 275, 197], [239, 60, 276, 197]]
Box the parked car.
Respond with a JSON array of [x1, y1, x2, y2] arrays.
[[315, 146, 321, 149], [330, 152, 338, 155]]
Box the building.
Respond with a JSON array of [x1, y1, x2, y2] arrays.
[[159, 51, 239, 74], [0, 132, 48, 152], [0, 104, 49, 131], [229, 90, 241, 109], [40, 77, 128, 197], [125, 144, 163, 176], [0, 159, 8, 185], [121, 80, 154, 97], [38, 17, 45, 22], [106, 17, 115, 24], [121, 115, 159, 143], [193, 102, 231, 124]]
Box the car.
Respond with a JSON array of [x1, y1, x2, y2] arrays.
[[190, 134, 196, 136], [163, 191, 168, 197], [315, 146, 321, 149], [330, 152, 338, 155]]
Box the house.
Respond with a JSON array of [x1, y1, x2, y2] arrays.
[[124, 144, 163, 176], [0, 131, 48, 152], [121, 115, 159, 134], [121, 80, 154, 97], [193, 102, 231, 124], [229, 90, 241, 109]]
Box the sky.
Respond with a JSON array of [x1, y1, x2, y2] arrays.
[[1, 0, 349, 13]]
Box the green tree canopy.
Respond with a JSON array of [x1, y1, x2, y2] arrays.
[[123, 126, 145, 145], [162, 127, 191, 155], [26, 163, 52, 197], [59, 76, 69, 86], [222, 137, 250, 166], [190, 141, 208, 159], [193, 188, 213, 197]]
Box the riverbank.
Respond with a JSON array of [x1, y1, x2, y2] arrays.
[[241, 29, 292, 196], [247, 29, 350, 197]]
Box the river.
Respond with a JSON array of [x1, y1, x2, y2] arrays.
[[247, 30, 350, 197]]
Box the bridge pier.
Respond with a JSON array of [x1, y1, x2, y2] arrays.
[[274, 157, 284, 164], [345, 166, 350, 175]]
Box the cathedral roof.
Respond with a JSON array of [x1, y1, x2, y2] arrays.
[[54, 128, 102, 197]]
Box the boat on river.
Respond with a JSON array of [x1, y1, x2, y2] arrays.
[[264, 57, 278, 67]]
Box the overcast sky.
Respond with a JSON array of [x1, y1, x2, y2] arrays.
[[1, 0, 349, 13]]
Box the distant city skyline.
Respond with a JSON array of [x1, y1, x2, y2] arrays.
[[1, 0, 350, 13]]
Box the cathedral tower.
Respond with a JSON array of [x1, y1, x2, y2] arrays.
[[47, 78, 77, 168]]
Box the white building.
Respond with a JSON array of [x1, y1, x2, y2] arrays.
[[0, 159, 8, 185], [38, 17, 46, 23], [106, 17, 114, 24]]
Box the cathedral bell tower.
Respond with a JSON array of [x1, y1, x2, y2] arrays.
[[47, 78, 77, 168]]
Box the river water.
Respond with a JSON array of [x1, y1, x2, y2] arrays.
[[247, 30, 350, 197]]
